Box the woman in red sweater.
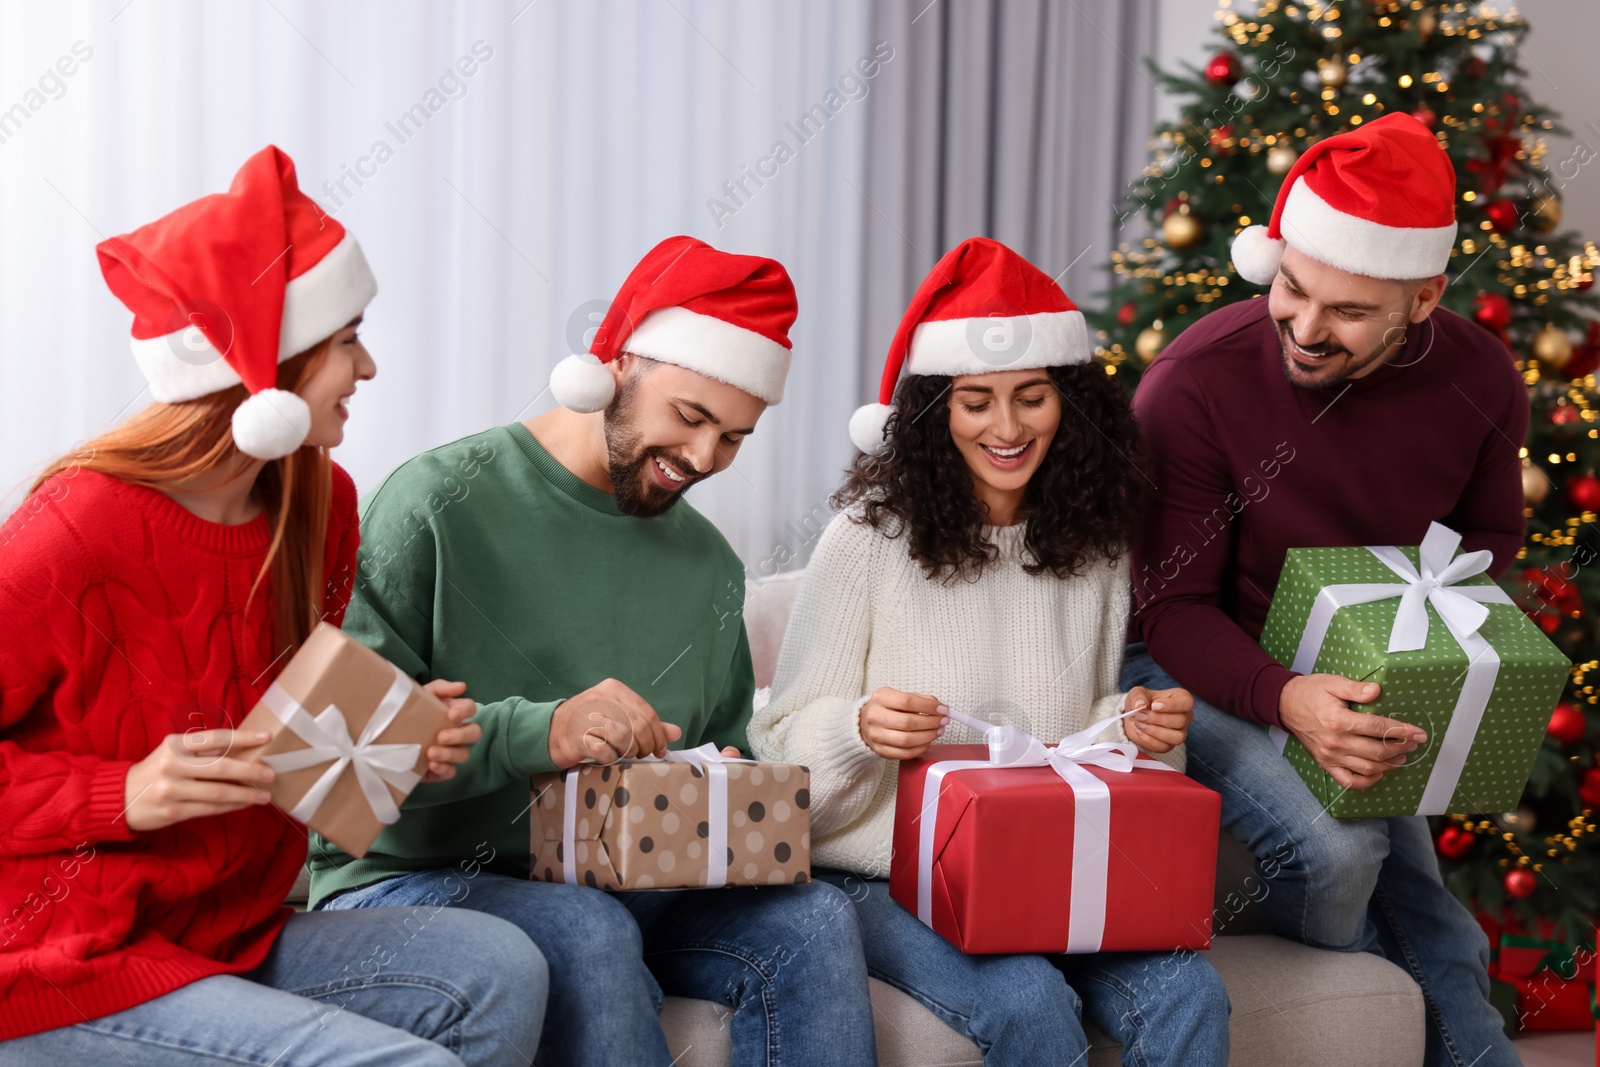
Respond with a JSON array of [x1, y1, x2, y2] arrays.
[[0, 148, 545, 1066]]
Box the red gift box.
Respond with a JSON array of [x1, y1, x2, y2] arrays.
[[888, 742, 1221, 955], [1511, 970, 1593, 1031]]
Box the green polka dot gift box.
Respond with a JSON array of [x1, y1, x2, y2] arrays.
[[1258, 523, 1570, 819], [528, 749, 811, 890]]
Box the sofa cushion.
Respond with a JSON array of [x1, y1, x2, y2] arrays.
[[659, 934, 1425, 1067]]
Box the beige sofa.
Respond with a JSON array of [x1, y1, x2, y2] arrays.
[[290, 570, 1428, 1065]]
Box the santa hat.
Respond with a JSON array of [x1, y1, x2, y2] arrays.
[[849, 237, 1088, 454], [97, 145, 377, 460], [1231, 112, 1456, 285], [549, 235, 797, 412]]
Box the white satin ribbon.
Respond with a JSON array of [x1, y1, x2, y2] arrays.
[[259, 664, 423, 826], [1266, 522, 1513, 815], [916, 708, 1176, 953], [562, 744, 755, 888]]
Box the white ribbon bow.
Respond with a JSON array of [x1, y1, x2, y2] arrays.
[[562, 743, 755, 889], [260, 664, 423, 826], [918, 708, 1175, 953], [1268, 521, 1514, 815]]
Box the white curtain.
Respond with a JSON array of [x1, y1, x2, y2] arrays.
[[0, 0, 875, 567]]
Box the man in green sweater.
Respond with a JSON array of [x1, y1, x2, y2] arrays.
[[310, 237, 877, 1067]]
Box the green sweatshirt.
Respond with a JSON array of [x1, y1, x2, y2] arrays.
[[306, 423, 754, 909]]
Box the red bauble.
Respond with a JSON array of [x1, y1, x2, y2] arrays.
[[1537, 612, 1561, 635], [1464, 56, 1487, 79], [1580, 767, 1600, 810], [1435, 824, 1477, 861], [1577, 275, 1595, 292], [1473, 292, 1513, 332], [1117, 301, 1138, 327], [1548, 703, 1587, 744], [1566, 474, 1600, 513], [1503, 868, 1537, 899], [1209, 124, 1234, 150], [1205, 53, 1241, 84], [1411, 106, 1438, 130], [1551, 404, 1582, 426], [1161, 197, 1185, 220], [1484, 199, 1520, 233]]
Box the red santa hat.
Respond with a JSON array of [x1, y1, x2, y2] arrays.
[[849, 237, 1088, 454], [97, 145, 377, 460], [549, 235, 797, 412], [1231, 112, 1457, 285]]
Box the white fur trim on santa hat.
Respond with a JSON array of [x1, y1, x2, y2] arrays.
[[231, 388, 311, 460], [1278, 180, 1457, 281], [129, 233, 377, 405], [1230, 225, 1285, 285], [278, 233, 377, 360], [903, 310, 1089, 378], [549, 353, 617, 413], [621, 305, 792, 405], [849, 402, 893, 455]]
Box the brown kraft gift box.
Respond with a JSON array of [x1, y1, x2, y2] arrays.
[[237, 622, 451, 858], [529, 754, 811, 890]]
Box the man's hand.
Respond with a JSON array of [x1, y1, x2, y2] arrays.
[[419, 679, 482, 783], [858, 687, 947, 761], [1121, 686, 1193, 754], [1278, 673, 1425, 790], [549, 678, 681, 768]]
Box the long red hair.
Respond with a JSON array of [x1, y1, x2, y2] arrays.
[[30, 344, 333, 660]]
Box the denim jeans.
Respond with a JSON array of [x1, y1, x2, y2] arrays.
[[812, 871, 1229, 1067], [323, 869, 878, 1067], [0, 906, 546, 1066], [1122, 641, 1516, 1067]]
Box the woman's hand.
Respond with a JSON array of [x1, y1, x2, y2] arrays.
[[858, 687, 948, 760], [124, 728, 277, 832], [419, 679, 483, 783], [1121, 686, 1193, 754]]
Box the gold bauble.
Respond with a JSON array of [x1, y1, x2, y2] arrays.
[[1523, 461, 1550, 505], [1135, 326, 1168, 363], [1531, 194, 1561, 232], [1162, 210, 1204, 249], [1318, 56, 1347, 88], [1266, 145, 1298, 176], [1532, 324, 1574, 369]]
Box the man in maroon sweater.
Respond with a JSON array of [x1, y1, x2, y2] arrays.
[[1122, 114, 1522, 1067]]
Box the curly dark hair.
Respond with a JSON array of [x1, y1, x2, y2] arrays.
[[832, 363, 1147, 581]]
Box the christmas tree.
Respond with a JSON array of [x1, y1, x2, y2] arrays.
[[1090, 0, 1599, 947]]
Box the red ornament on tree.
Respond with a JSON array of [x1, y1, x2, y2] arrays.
[[1463, 56, 1487, 80], [1205, 53, 1241, 84], [1580, 767, 1600, 810], [1411, 106, 1437, 130], [1548, 703, 1586, 744], [1504, 868, 1537, 898], [1565, 474, 1600, 513], [1435, 824, 1477, 861], [1484, 199, 1520, 233], [1473, 292, 1513, 332], [1117, 301, 1138, 327], [1551, 404, 1582, 426], [1209, 125, 1234, 151]]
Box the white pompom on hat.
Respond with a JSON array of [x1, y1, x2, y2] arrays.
[[851, 237, 1090, 454], [551, 235, 798, 413], [1229, 112, 1457, 285], [97, 145, 377, 460]]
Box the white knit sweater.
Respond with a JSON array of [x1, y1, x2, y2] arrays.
[[747, 508, 1185, 879]]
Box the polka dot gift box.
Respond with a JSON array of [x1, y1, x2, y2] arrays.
[[527, 747, 811, 890], [1258, 522, 1571, 819]]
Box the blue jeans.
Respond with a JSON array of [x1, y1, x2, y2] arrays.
[[1122, 642, 1516, 1067], [0, 906, 546, 1066], [324, 869, 878, 1067], [813, 871, 1229, 1067]]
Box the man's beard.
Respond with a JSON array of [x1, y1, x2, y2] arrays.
[[1275, 318, 1398, 391], [603, 376, 701, 518]]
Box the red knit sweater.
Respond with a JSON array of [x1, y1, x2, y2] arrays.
[[0, 462, 358, 1039]]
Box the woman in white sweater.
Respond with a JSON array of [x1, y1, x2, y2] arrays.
[[749, 238, 1229, 1067]]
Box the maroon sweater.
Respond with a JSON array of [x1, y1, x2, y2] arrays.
[[1129, 295, 1528, 727]]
